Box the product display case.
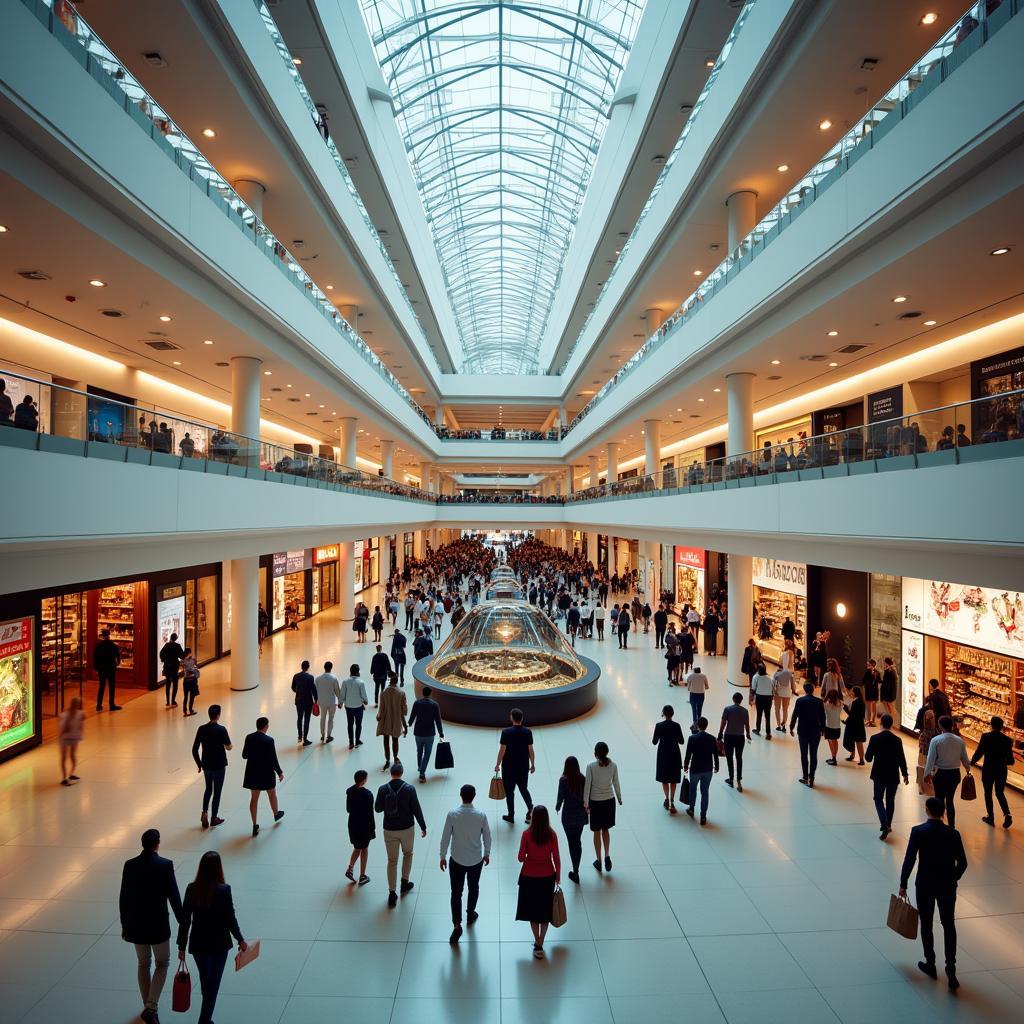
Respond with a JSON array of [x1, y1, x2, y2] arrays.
[[753, 586, 807, 665], [40, 593, 84, 717], [96, 585, 137, 670]]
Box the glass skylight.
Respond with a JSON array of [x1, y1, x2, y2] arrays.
[[361, 0, 646, 373]]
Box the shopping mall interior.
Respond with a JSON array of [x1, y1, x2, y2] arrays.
[[1, 0, 1024, 1021]]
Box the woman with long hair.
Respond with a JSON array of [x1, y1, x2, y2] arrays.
[[58, 695, 84, 786], [823, 688, 843, 765], [177, 852, 247, 1024], [555, 757, 587, 883], [843, 685, 867, 764], [821, 657, 845, 700], [516, 805, 560, 958], [584, 741, 622, 871], [653, 706, 684, 813]]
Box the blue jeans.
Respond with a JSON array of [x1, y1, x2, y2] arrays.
[[688, 770, 712, 818], [689, 693, 705, 725], [415, 735, 435, 776], [193, 950, 228, 1024]]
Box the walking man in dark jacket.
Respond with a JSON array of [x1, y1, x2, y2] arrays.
[[864, 713, 909, 838], [159, 633, 184, 707], [120, 828, 183, 1024], [408, 685, 445, 782], [291, 660, 317, 746], [371, 644, 393, 702], [93, 628, 123, 711], [789, 682, 826, 787], [192, 704, 232, 829], [375, 762, 427, 907]]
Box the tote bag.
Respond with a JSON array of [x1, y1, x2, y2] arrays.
[[551, 886, 568, 928], [434, 740, 454, 770], [488, 773, 505, 801], [960, 774, 977, 801], [172, 962, 191, 1012], [887, 893, 919, 940]]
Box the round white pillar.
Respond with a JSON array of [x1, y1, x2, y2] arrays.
[[339, 304, 359, 328], [588, 454, 599, 488], [644, 419, 662, 480], [606, 442, 619, 484], [229, 556, 259, 691], [727, 370, 756, 686], [380, 439, 394, 478], [338, 417, 358, 469], [230, 356, 262, 467], [233, 179, 265, 220], [726, 190, 758, 254], [645, 307, 665, 333], [339, 542, 354, 621]]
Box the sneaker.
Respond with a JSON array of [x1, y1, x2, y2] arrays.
[[502, 814, 515, 824], [345, 867, 355, 882], [388, 891, 398, 908], [201, 812, 209, 830], [358, 875, 371, 886], [604, 856, 612, 871], [593, 859, 602, 871], [467, 910, 479, 924], [450, 925, 462, 944], [274, 810, 285, 822], [400, 880, 415, 895]]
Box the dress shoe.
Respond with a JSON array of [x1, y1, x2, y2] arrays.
[[110, 705, 122, 711], [467, 910, 479, 924], [604, 856, 612, 870], [724, 778, 733, 787], [982, 815, 994, 826], [947, 971, 960, 991], [252, 824, 260, 837], [302, 739, 312, 747], [210, 817, 224, 827], [700, 816, 707, 826], [1005, 815, 1013, 829], [450, 925, 462, 944], [567, 871, 579, 884], [388, 891, 398, 908], [799, 777, 809, 786], [201, 812, 209, 829], [918, 961, 938, 979], [400, 880, 415, 894], [593, 858, 603, 870], [737, 782, 743, 792], [274, 810, 285, 822], [685, 807, 694, 818], [502, 814, 515, 824]]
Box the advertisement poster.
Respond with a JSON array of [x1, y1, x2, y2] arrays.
[[901, 629, 924, 728], [0, 617, 34, 755], [674, 547, 706, 614], [903, 577, 1024, 659], [273, 576, 286, 629], [156, 590, 185, 650], [752, 557, 807, 597], [354, 540, 364, 593]]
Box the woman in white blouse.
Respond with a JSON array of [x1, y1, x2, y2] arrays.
[[584, 742, 623, 872]]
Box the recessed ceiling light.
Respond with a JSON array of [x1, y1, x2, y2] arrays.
[[202, 128, 216, 138], [829, 361, 839, 367], [292, 57, 303, 65], [819, 119, 832, 130], [203, 339, 214, 345], [286, 384, 292, 388], [827, 330, 839, 337], [920, 12, 938, 25], [770, 359, 781, 365], [89, 279, 106, 287], [777, 164, 789, 172], [676, 408, 682, 412], [705, 57, 715, 68], [159, 314, 172, 322], [304, 393, 311, 397], [693, 269, 702, 276], [326, 284, 334, 290], [263, 370, 272, 376], [990, 246, 1011, 256], [0, 224, 8, 233], [697, 397, 705, 403], [892, 295, 907, 303], [924, 319, 936, 326], [319, 404, 325, 408], [172, 360, 181, 366]]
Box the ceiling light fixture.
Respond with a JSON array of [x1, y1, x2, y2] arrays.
[[920, 12, 938, 25], [292, 57, 303, 65], [990, 246, 1011, 256], [263, 370, 272, 376], [777, 164, 789, 172], [697, 397, 705, 403], [693, 269, 702, 276], [924, 319, 937, 326], [203, 339, 213, 345], [827, 330, 839, 337], [819, 118, 832, 130], [89, 279, 106, 288], [0, 224, 8, 233], [829, 361, 839, 367], [202, 128, 216, 138], [172, 360, 181, 366], [159, 314, 172, 322], [770, 359, 781, 365], [713, 387, 721, 393], [892, 295, 907, 303]]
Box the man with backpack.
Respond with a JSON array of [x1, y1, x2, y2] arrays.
[[375, 762, 427, 908]]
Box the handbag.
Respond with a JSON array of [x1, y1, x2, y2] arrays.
[[172, 960, 191, 1012], [960, 773, 977, 801], [679, 775, 690, 805], [488, 773, 505, 801], [312, 702, 320, 717], [235, 939, 261, 971], [434, 740, 454, 770], [716, 738, 726, 757], [886, 893, 919, 940], [551, 885, 568, 928], [915, 765, 934, 796]]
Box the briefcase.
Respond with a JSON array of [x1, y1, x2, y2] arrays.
[[551, 885, 568, 928], [887, 893, 919, 940], [488, 773, 505, 801], [960, 774, 977, 801], [916, 765, 934, 796], [434, 740, 454, 770], [679, 776, 690, 806], [172, 962, 191, 1012]]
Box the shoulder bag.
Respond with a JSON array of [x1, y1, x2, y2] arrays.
[[172, 959, 191, 1012]]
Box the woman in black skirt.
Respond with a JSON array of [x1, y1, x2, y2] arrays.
[[584, 742, 622, 872], [516, 805, 561, 958], [555, 757, 587, 884], [843, 685, 867, 764], [653, 706, 684, 813]]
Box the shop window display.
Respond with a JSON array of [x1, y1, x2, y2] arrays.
[[40, 593, 85, 717], [98, 585, 138, 671], [0, 617, 35, 756], [751, 558, 808, 666]]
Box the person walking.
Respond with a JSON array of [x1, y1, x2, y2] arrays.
[[616, 605, 631, 649], [970, 716, 1014, 828], [340, 665, 369, 750], [594, 601, 606, 641], [925, 715, 972, 828], [371, 606, 385, 643], [823, 689, 843, 765], [58, 695, 84, 786], [181, 648, 200, 717], [718, 692, 752, 791], [496, 708, 535, 823], [375, 761, 427, 908], [376, 672, 408, 770], [584, 741, 622, 871], [899, 796, 968, 990], [241, 716, 285, 836], [653, 705, 684, 813], [315, 661, 342, 743], [440, 783, 491, 944], [790, 682, 826, 787], [864, 713, 909, 839], [740, 639, 761, 686], [653, 604, 668, 648], [862, 658, 881, 726], [842, 685, 867, 764], [880, 656, 899, 720], [291, 660, 317, 747], [159, 632, 184, 708], [773, 665, 798, 733], [750, 663, 775, 739], [820, 657, 845, 701], [119, 828, 183, 1024], [176, 851, 247, 1024], [683, 717, 720, 825], [372, 643, 393, 701], [555, 756, 587, 883], [515, 805, 560, 959], [684, 665, 710, 730], [92, 628, 122, 711], [345, 769, 375, 886], [192, 704, 231, 829], [408, 684, 445, 782], [678, 625, 695, 677], [257, 602, 269, 656]]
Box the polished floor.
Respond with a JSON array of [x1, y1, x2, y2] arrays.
[[1, 599, 1023, 1024]]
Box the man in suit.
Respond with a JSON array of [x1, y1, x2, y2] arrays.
[[290, 659, 318, 746], [315, 660, 342, 744], [92, 628, 122, 711], [970, 715, 1014, 829], [372, 644, 393, 702], [864, 712, 909, 838], [413, 628, 434, 661], [900, 796, 969, 990], [789, 682, 826, 787], [119, 828, 183, 1024], [192, 704, 232, 829]]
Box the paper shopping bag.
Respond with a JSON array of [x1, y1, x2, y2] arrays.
[[887, 893, 919, 940]]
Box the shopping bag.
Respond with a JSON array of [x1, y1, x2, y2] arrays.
[[312, 702, 320, 717], [916, 765, 934, 796], [886, 893, 919, 940], [679, 775, 690, 806], [434, 740, 454, 770], [488, 773, 505, 801], [235, 939, 261, 972], [960, 774, 977, 801], [172, 961, 191, 1012], [716, 738, 726, 757], [551, 885, 568, 928]]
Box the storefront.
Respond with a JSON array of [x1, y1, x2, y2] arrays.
[[354, 538, 380, 593], [312, 545, 339, 616], [751, 557, 808, 666], [674, 547, 707, 615], [970, 343, 1024, 441], [901, 577, 1024, 782], [0, 617, 36, 761], [267, 550, 311, 630]]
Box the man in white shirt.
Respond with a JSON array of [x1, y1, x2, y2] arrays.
[[339, 665, 369, 750], [750, 663, 776, 739], [684, 667, 710, 732], [925, 715, 972, 827], [440, 783, 491, 944], [315, 661, 342, 744]]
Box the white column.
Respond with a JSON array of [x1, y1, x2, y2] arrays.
[[564, 466, 574, 495], [586, 530, 597, 567], [396, 535, 406, 577], [606, 441, 619, 483], [558, 404, 568, 430], [726, 190, 758, 254], [339, 417, 357, 468], [644, 419, 662, 480], [727, 371, 756, 686], [588, 454, 599, 488], [606, 535, 614, 578], [434, 405, 445, 429], [229, 556, 259, 691], [380, 439, 394, 478], [339, 542, 354, 621], [380, 535, 392, 584], [414, 530, 425, 559], [233, 179, 265, 220], [339, 304, 359, 327], [645, 307, 665, 333], [230, 356, 262, 467]]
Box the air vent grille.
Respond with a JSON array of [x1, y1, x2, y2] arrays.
[[144, 340, 182, 351], [18, 270, 51, 281], [800, 354, 828, 362], [836, 344, 867, 353]]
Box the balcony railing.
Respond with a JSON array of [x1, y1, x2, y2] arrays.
[[434, 427, 563, 442], [19, 0, 435, 431], [562, 0, 1018, 436]]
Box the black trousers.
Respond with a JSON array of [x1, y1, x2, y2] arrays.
[[164, 669, 179, 705], [917, 884, 957, 969], [618, 628, 629, 648], [202, 768, 225, 817], [754, 694, 773, 733], [933, 768, 961, 827], [194, 950, 228, 1024], [405, 611, 414, 629], [872, 778, 899, 828], [983, 770, 1010, 819], [296, 704, 312, 741], [373, 676, 387, 702], [395, 660, 406, 684], [654, 627, 665, 648], [96, 669, 116, 709], [564, 822, 584, 873], [346, 706, 364, 745], [449, 859, 483, 924], [724, 735, 745, 781], [798, 730, 821, 781], [503, 769, 532, 817]]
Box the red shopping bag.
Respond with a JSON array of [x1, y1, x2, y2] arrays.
[[172, 961, 191, 1012]]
